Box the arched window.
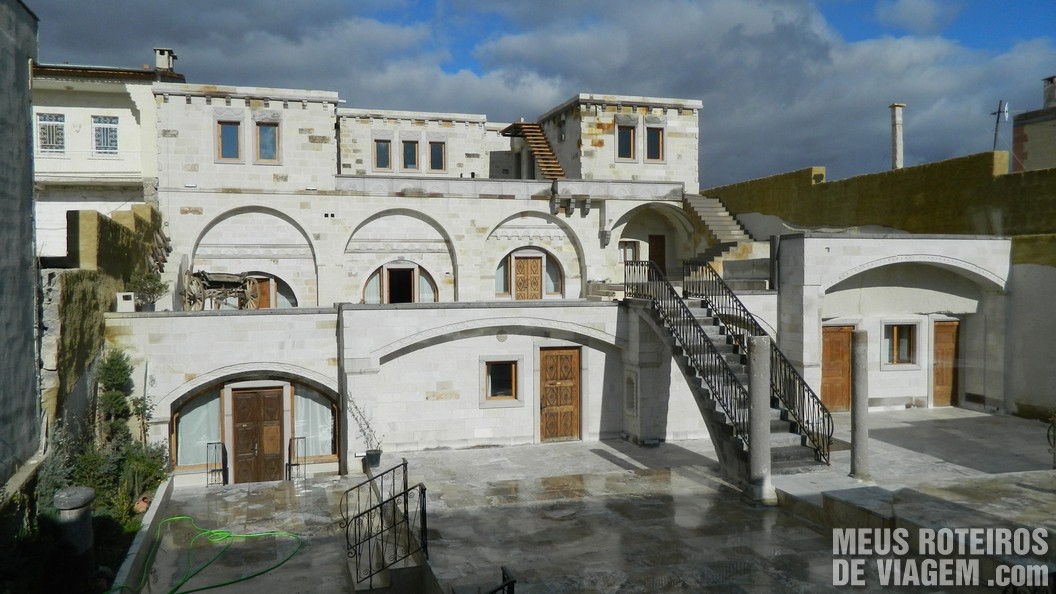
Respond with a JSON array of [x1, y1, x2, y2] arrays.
[[495, 248, 564, 300], [363, 261, 439, 304], [174, 389, 221, 467], [245, 272, 298, 308]]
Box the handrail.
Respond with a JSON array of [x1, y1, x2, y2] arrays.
[[625, 260, 751, 446], [339, 458, 408, 531], [286, 436, 307, 480], [345, 482, 428, 587], [205, 442, 225, 486], [683, 260, 833, 464]]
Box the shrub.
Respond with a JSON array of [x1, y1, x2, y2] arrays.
[[125, 270, 168, 305], [100, 390, 129, 420], [97, 350, 133, 394]]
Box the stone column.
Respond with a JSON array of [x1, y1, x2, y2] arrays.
[[850, 330, 871, 481], [890, 103, 906, 170], [747, 335, 777, 505], [54, 486, 96, 585]]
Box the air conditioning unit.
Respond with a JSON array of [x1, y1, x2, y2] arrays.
[[115, 292, 136, 313]]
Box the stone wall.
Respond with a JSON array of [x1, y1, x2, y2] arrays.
[[0, 0, 37, 485], [67, 203, 163, 279], [706, 152, 1056, 237], [1013, 105, 1056, 173]]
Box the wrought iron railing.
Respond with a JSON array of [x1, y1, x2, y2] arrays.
[[338, 459, 428, 587], [625, 260, 751, 446], [206, 442, 225, 486], [683, 259, 834, 463], [345, 483, 427, 587], [286, 436, 307, 480]]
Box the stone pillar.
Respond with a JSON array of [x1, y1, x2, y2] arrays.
[[54, 486, 96, 584], [850, 330, 871, 481], [747, 335, 777, 505]]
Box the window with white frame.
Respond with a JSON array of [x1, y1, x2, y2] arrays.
[[92, 116, 119, 155], [37, 113, 65, 153], [883, 323, 917, 364], [174, 390, 221, 467]]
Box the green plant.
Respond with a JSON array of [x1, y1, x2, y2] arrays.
[[97, 349, 133, 394], [100, 389, 130, 420], [125, 270, 168, 305]]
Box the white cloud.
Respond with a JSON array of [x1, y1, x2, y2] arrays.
[[875, 0, 963, 35]]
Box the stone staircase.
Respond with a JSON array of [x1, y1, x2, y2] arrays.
[[499, 122, 565, 180], [682, 194, 774, 289]]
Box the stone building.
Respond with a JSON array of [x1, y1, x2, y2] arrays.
[[1013, 75, 1056, 173], [23, 54, 1025, 488], [0, 0, 38, 486]]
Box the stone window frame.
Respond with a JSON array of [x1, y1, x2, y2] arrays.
[[881, 320, 921, 369], [479, 354, 526, 409], [215, 119, 244, 163], [428, 140, 446, 172], [644, 126, 665, 163], [616, 124, 636, 162], [373, 138, 393, 172], [494, 247, 565, 301], [254, 121, 281, 165], [401, 139, 420, 171]]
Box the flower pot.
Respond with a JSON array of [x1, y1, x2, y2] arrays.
[[364, 449, 382, 468]]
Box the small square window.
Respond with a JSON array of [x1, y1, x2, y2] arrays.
[[402, 140, 418, 170], [617, 125, 635, 160], [217, 121, 241, 160], [256, 122, 279, 162], [429, 141, 445, 171], [486, 361, 517, 399], [38, 113, 65, 153], [883, 324, 916, 364], [619, 241, 639, 263], [92, 115, 119, 155], [374, 139, 391, 170], [646, 127, 664, 161]]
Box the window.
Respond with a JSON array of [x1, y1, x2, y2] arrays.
[[294, 386, 336, 457], [256, 122, 279, 162], [92, 116, 119, 155], [646, 127, 664, 161], [37, 113, 65, 153], [217, 121, 241, 160], [363, 262, 438, 304], [402, 140, 418, 170], [617, 125, 635, 160], [374, 139, 391, 170], [429, 141, 445, 171], [175, 390, 221, 466], [486, 361, 517, 400], [883, 324, 917, 364], [495, 249, 564, 299], [619, 241, 639, 263]]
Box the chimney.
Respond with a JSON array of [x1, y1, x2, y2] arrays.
[[889, 103, 906, 170], [1044, 76, 1056, 109], [154, 48, 177, 71]]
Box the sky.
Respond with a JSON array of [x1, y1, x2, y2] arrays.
[[26, 0, 1056, 187]]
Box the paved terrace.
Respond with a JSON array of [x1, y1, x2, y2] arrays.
[[138, 407, 1053, 592]]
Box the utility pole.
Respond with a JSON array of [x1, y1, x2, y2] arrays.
[[991, 100, 1007, 151]]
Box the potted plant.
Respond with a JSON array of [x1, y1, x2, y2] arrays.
[[348, 398, 383, 469], [126, 270, 169, 312]]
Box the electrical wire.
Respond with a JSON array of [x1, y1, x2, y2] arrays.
[[107, 515, 304, 594]]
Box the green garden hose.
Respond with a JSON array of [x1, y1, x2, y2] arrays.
[[107, 515, 304, 593]]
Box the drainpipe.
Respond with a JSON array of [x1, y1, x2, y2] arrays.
[[889, 103, 906, 170], [337, 303, 348, 475]]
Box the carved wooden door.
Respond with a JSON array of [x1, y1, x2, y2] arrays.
[[514, 257, 542, 300], [540, 347, 581, 441], [232, 388, 284, 483], [933, 321, 959, 406], [821, 326, 853, 412]]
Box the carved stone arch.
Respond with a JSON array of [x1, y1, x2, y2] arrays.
[[164, 362, 339, 414], [486, 211, 587, 296], [821, 255, 1006, 293]]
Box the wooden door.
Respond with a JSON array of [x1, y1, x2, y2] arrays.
[[232, 388, 284, 483], [514, 257, 542, 300], [257, 279, 271, 309], [540, 347, 581, 441], [821, 326, 853, 412], [933, 321, 959, 407], [648, 235, 666, 275]]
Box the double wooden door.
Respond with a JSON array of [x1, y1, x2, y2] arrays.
[[540, 347, 581, 442], [821, 326, 853, 412], [232, 388, 284, 483], [514, 257, 543, 300]]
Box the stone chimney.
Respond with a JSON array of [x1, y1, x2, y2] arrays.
[[1044, 75, 1056, 109], [154, 48, 177, 71], [889, 103, 906, 170]]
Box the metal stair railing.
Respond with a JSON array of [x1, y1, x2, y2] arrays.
[[625, 260, 751, 446], [683, 259, 834, 463]]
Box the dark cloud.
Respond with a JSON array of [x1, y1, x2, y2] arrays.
[[25, 0, 1055, 186]]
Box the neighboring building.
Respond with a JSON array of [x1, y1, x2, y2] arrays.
[[1012, 76, 1056, 173], [32, 48, 184, 260], [0, 0, 38, 486]]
